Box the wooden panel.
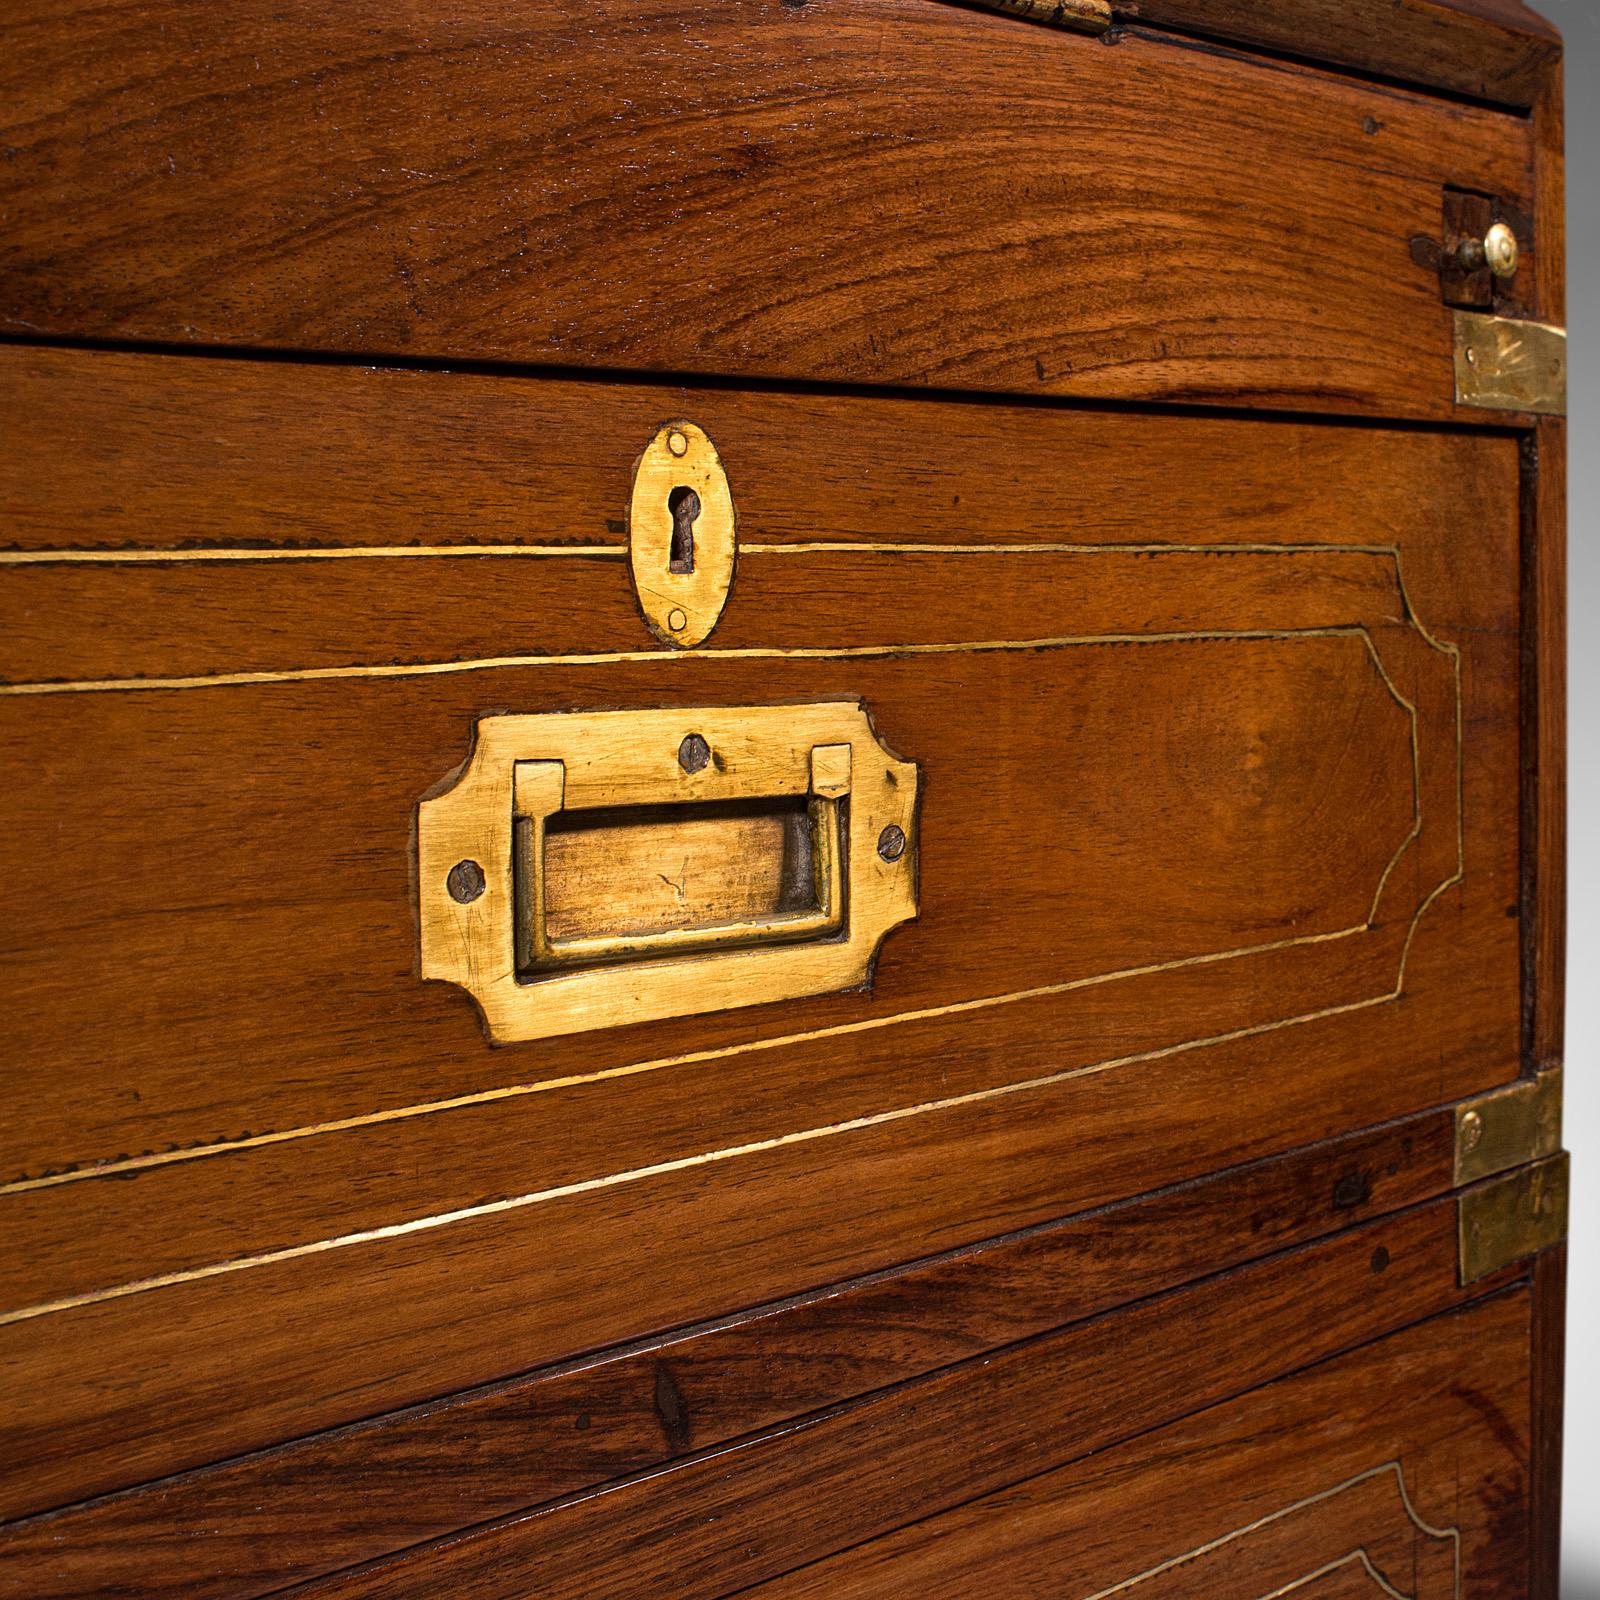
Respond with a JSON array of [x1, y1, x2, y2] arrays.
[[0, 349, 1525, 559], [0, 352, 1523, 1521], [0, 1112, 1455, 1600], [743, 1286, 1530, 1600], [0, 0, 1530, 418], [1118, 0, 1559, 109], [257, 1210, 1522, 1600]]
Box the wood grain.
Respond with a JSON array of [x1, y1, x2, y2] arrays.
[[0, 348, 1526, 559], [1531, 1245, 1566, 1598], [267, 1206, 1517, 1600], [0, 349, 1525, 1523], [0, 1112, 1456, 1600], [0, 0, 1564, 1590], [1116, 0, 1559, 108], [743, 1285, 1531, 1600], [0, 0, 1530, 418]]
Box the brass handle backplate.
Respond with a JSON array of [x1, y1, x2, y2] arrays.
[[417, 702, 919, 1042]]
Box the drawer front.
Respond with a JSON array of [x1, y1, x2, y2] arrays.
[[0, 348, 1524, 1522], [0, 1166, 1533, 1599], [741, 1290, 1533, 1600], [134, 1203, 1525, 1600], [0, 0, 1537, 418]]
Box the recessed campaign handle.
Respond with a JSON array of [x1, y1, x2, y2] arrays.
[[513, 753, 848, 974], [417, 703, 919, 1043]]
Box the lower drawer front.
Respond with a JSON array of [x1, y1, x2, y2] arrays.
[[257, 1206, 1530, 1600], [747, 1290, 1529, 1600]]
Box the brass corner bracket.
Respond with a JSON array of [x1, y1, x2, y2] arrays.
[[1454, 1071, 1566, 1284], [1458, 1151, 1569, 1285], [1453, 311, 1567, 416], [1454, 1068, 1562, 1187]]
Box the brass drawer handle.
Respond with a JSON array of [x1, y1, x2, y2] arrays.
[[514, 749, 848, 972], [418, 702, 918, 1042]]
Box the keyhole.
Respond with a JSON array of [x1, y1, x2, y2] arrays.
[[668, 486, 701, 575]]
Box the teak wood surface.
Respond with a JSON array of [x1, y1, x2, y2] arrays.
[[0, 349, 1525, 1526], [0, 0, 1534, 419], [0, 0, 1567, 1596]]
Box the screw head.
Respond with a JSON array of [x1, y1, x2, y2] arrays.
[[1484, 221, 1519, 280], [666, 428, 690, 457], [1460, 1109, 1483, 1152], [877, 824, 907, 862], [447, 859, 486, 904], [667, 607, 688, 633], [678, 733, 711, 774]]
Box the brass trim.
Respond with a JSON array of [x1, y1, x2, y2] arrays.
[[1453, 1068, 1562, 1187], [1085, 1460, 1458, 1600], [629, 421, 736, 648], [1, 546, 1465, 1206], [1453, 311, 1567, 416], [418, 702, 918, 1042], [1458, 1152, 1569, 1286]]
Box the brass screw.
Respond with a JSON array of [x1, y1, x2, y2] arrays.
[[667, 607, 688, 633], [1459, 1110, 1484, 1153], [1484, 221, 1519, 280], [667, 429, 690, 458], [678, 733, 711, 774], [447, 859, 486, 904]]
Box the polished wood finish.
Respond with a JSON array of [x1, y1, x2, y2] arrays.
[[273, 1212, 1513, 1600], [744, 1288, 1531, 1600], [0, 1113, 1455, 1600], [0, 347, 1524, 560], [0, 2, 1565, 1595], [0, 0, 1530, 419], [1118, 0, 1559, 108], [1531, 1245, 1567, 1598], [0, 344, 1524, 1522]]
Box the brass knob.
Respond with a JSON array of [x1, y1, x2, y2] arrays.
[[1453, 222, 1519, 282], [1484, 221, 1519, 280]]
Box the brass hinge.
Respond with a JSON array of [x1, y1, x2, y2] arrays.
[[1453, 311, 1567, 416], [1458, 1152, 1569, 1285], [1454, 1068, 1562, 1186]]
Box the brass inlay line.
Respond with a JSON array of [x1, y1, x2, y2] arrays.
[[742, 542, 1403, 557], [1084, 1461, 1460, 1600], [1258, 1551, 1414, 1600], [0, 539, 1400, 565], [0, 541, 1465, 1333], [0, 977, 1411, 1329], [0, 625, 1396, 698], [0, 544, 629, 565], [0, 598, 1460, 1206], [1, 922, 1369, 1200]]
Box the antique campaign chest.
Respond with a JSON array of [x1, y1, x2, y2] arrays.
[[0, 0, 1569, 1594]]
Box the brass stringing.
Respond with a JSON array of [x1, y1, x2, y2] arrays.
[[0, 543, 1467, 1332], [1083, 1461, 1459, 1600]]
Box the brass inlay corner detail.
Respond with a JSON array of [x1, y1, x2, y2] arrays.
[[1453, 311, 1567, 416], [1454, 1068, 1562, 1187], [1458, 1151, 1569, 1286]]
